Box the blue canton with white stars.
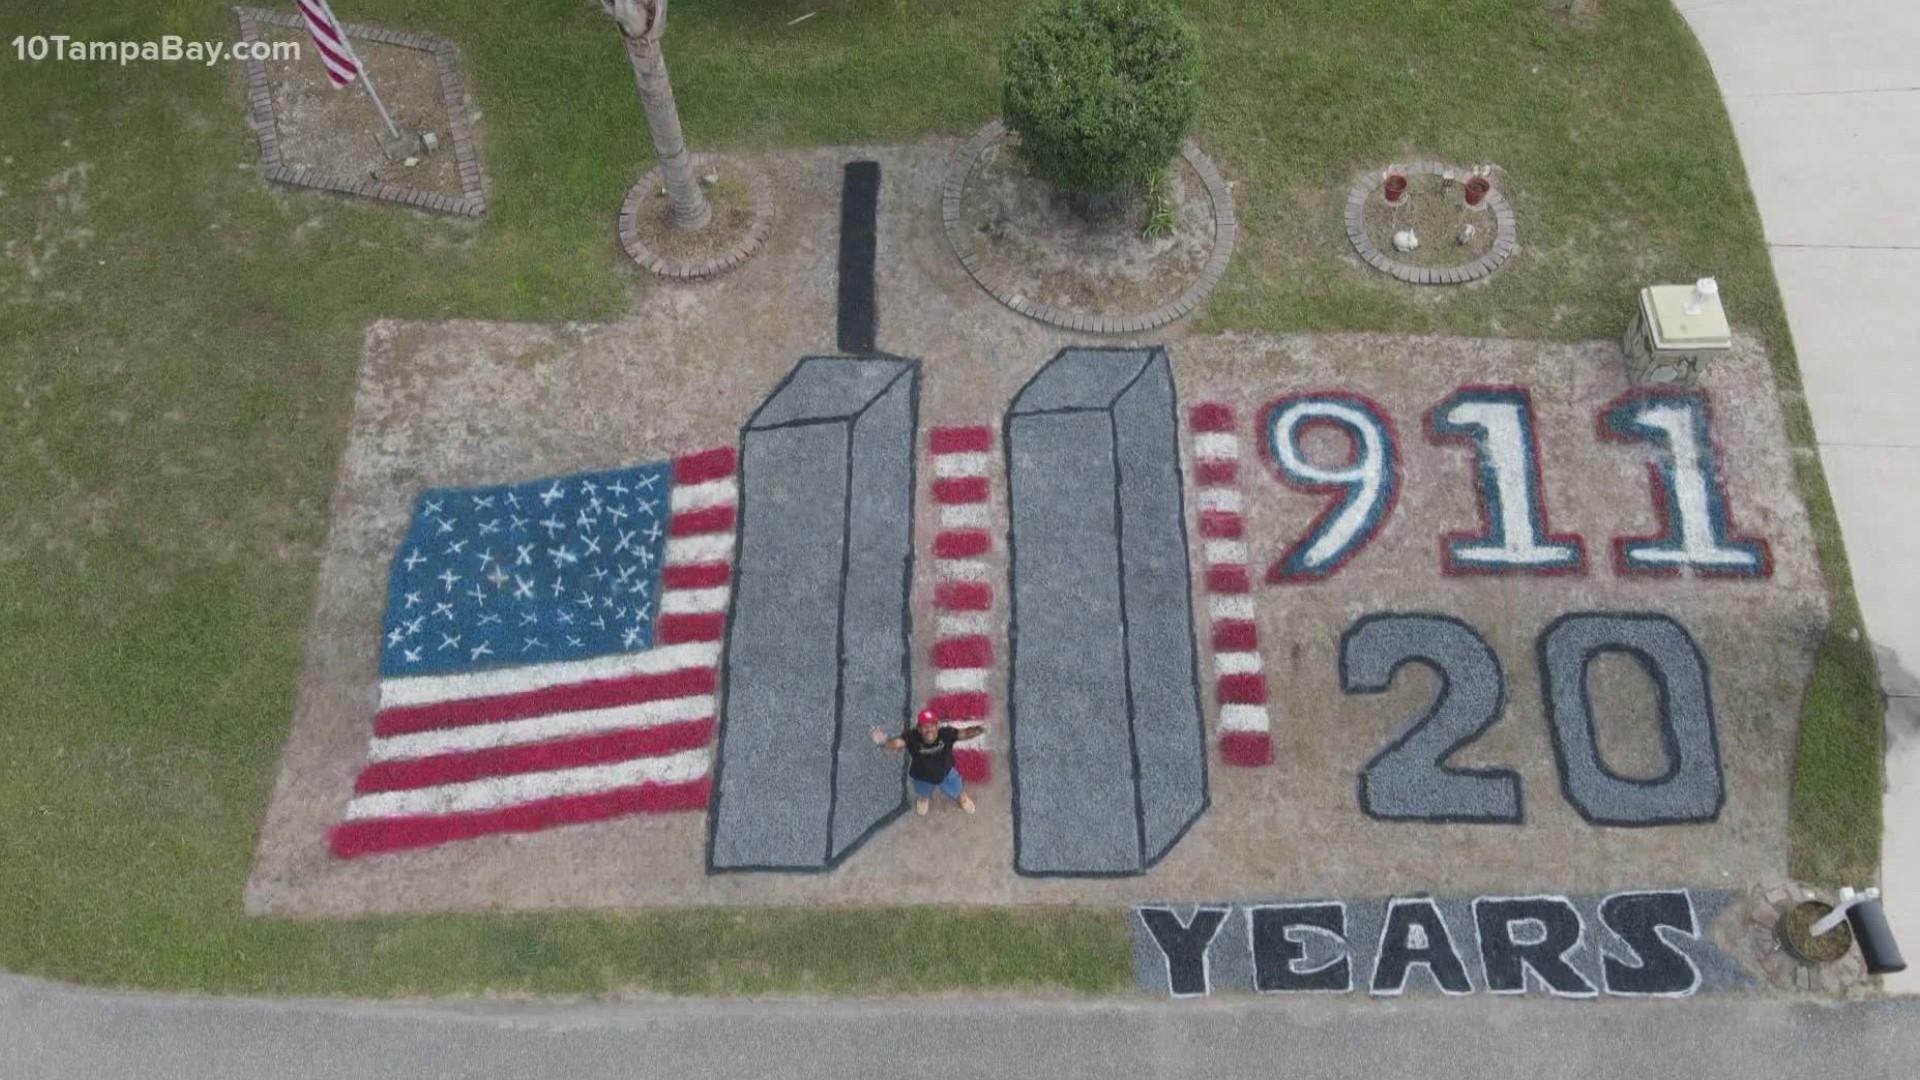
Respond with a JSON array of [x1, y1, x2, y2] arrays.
[[380, 461, 673, 677]]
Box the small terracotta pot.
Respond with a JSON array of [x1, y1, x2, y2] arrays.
[[1383, 174, 1408, 203], [1464, 176, 1492, 206]]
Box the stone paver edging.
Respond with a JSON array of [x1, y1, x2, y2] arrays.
[[942, 120, 1237, 335], [1345, 161, 1516, 285], [618, 156, 772, 280], [234, 7, 487, 217], [1745, 883, 1874, 994]]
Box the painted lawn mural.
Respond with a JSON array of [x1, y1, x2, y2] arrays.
[[250, 152, 1829, 999]]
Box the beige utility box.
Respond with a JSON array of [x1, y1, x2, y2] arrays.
[[1622, 278, 1731, 385]]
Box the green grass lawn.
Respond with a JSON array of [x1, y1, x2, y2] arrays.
[[0, 0, 1880, 995]]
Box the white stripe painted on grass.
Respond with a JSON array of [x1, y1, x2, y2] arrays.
[[344, 747, 713, 820], [1198, 489, 1242, 513], [933, 452, 991, 478], [1193, 433, 1239, 461], [935, 668, 989, 692], [937, 614, 990, 636], [940, 504, 989, 528], [1204, 541, 1250, 565], [367, 695, 716, 762], [659, 586, 730, 614], [1209, 596, 1255, 621], [1214, 651, 1265, 676], [664, 533, 735, 565], [378, 642, 722, 708], [937, 559, 989, 582], [668, 479, 738, 513], [1219, 704, 1272, 733]]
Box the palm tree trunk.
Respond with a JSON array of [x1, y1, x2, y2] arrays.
[[623, 37, 711, 230]]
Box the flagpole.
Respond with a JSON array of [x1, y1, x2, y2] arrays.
[[317, 0, 401, 142]]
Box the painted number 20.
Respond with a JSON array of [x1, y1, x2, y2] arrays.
[[1261, 388, 1767, 580], [1340, 612, 1724, 826]]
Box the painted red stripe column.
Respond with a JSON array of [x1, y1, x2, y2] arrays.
[[1190, 403, 1274, 767], [927, 425, 999, 783]]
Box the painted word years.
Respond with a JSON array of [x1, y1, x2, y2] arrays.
[[1258, 386, 1770, 581]]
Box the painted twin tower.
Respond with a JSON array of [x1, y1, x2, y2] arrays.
[[706, 347, 1211, 876]]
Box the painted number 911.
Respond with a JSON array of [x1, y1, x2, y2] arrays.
[[1259, 386, 1771, 582]]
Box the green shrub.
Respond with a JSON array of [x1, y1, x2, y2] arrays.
[[1001, 0, 1201, 199]]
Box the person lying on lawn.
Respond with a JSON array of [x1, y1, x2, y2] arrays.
[[872, 708, 983, 816]]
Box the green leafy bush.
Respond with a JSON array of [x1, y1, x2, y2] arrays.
[[1001, 0, 1200, 198]]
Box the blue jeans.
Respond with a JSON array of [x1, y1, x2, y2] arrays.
[[911, 770, 964, 800]]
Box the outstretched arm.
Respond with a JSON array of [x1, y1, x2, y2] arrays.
[[953, 726, 986, 743], [871, 728, 905, 752]]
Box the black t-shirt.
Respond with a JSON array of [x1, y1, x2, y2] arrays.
[[903, 727, 960, 783]]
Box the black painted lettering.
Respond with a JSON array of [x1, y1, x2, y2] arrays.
[[1139, 906, 1230, 997], [1371, 898, 1473, 995], [1600, 890, 1701, 996], [1251, 903, 1352, 993], [1474, 896, 1596, 996]]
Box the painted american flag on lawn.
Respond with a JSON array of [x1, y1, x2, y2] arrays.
[[329, 447, 738, 858]]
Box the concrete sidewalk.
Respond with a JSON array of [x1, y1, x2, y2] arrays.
[[1676, 0, 1920, 990]]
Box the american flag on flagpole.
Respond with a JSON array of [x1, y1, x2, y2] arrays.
[[329, 448, 739, 859], [295, 0, 360, 86]]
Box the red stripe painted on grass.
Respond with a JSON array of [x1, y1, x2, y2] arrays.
[[354, 719, 715, 794], [1196, 459, 1238, 486], [1189, 402, 1236, 433], [933, 477, 989, 504], [933, 529, 992, 559], [1220, 731, 1274, 768], [1206, 564, 1252, 594], [656, 612, 726, 643], [1212, 620, 1260, 653], [673, 448, 737, 485], [934, 581, 993, 611], [932, 635, 993, 669], [926, 692, 991, 720], [661, 562, 732, 590], [668, 505, 736, 537], [930, 426, 994, 454], [329, 777, 712, 858], [374, 668, 717, 736], [1218, 673, 1269, 705], [954, 748, 993, 784], [1199, 510, 1244, 539]]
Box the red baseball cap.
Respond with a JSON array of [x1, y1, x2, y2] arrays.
[[916, 709, 939, 726]]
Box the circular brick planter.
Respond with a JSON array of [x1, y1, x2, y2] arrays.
[[1345, 161, 1517, 285], [942, 120, 1238, 335], [619, 154, 772, 281], [1746, 883, 1874, 994]]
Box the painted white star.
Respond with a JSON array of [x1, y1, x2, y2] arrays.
[[470, 641, 493, 661], [591, 616, 606, 630], [438, 633, 461, 652], [432, 602, 455, 620], [589, 566, 609, 582], [548, 546, 578, 570], [539, 515, 566, 538], [435, 517, 457, 536], [575, 508, 596, 529], [471, 494, 495, 510], [600, 595, 615, 609], [539, 482, 566, 507], [402, 548, 426, 571], [566, 635, 584, 648], [552, 576, 566, 597], [503, 491, 521, 510], [424, 499, 445, 516], [403, 616, 426, 635], [607, 480, 629, 497], [515, 544, 535, 566], [637, 498, 659, 518], [512, 576, 535, 600], [444, 539, 468, 557], [632, 602, 651, 621], [635, 548, 655, 568], [635, 474, 659, 491], [386, 627, 407, 647], [477, 613, 501, 627], [519, 610, 539, 626], [614, 530, 636, 555], [403, 647, 422, 663], [466, 584, 487, 603], [509, 514, 529, 532], [556, 611, 575, 626], [607, 505, 630, 524], [403, 591, 422, 609], [478, 519, 502, 536], [437, 567, 462, 592], [622, 627, 643, 648], [487, 565, 511, 589], [582, 534, 603, 557], [576, 591, 595, 609], [643, 522, 663, 543], [523, 637, 545, 652]]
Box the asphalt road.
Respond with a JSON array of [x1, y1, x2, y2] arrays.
[[4, 972, 1919, 1080]]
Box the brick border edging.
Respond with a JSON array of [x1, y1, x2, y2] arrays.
[[941, 119, 1238, 335], [618, 155, 772, 281], [1343, 161, 1517, 285], [234, 7, 488, 217]]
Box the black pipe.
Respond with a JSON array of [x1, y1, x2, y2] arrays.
[[1847, 898, 1907, 975]]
